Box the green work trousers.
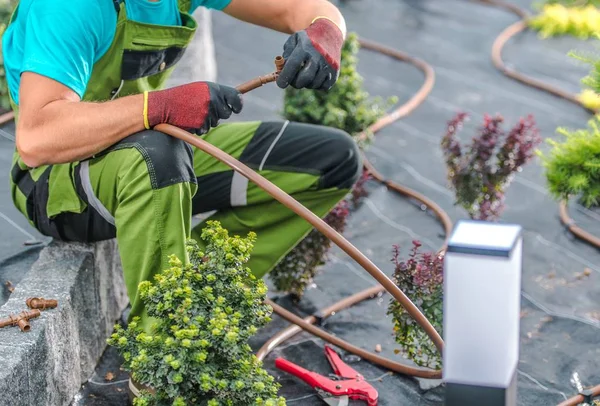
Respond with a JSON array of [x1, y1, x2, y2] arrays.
[[10, 120, 362, 329]]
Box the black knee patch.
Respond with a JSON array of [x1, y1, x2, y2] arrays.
[[240, 121, 362, 190], [316, 126, 362, 189], [102, 129, 196, 190]]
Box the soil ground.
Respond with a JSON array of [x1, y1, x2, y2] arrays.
[[1, 0, 599, 405]]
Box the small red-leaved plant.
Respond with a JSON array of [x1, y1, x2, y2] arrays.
[[387, 240, 443, 369], [441, 112, 541, 221], [268, 200, 351, 300]]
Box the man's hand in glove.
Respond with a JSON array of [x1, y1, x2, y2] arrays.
[[143, 82, 243, 134], [276, 17, 344, 91]]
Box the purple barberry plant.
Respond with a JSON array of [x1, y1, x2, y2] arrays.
[[387, 241, 444, 369], [350, 168, 372, 207], [269, 200, 351, 300], [441, 112, 541, 221]]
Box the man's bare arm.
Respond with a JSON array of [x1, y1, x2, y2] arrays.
[[16, 73, 243, 168], [222, 0, 346, 38], [16, 72, 145, 168]]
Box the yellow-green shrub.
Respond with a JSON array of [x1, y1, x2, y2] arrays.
[[528, 4, 600, 39], [108, 221, 286, 406], [539, 116, 600, 207]]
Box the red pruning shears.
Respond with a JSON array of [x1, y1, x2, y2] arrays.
[[275, 345, 378, 406]]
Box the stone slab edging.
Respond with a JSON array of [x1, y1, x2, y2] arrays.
[[0, 240, 128, 406]]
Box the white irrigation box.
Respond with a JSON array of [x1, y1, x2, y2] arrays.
[[443, 220, 522, 406]]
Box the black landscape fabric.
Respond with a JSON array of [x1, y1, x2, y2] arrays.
[[0, 0, 591, 404]]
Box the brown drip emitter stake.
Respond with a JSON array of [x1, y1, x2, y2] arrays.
[[26, 297, 58, 310], [0, 309, 41, 332]]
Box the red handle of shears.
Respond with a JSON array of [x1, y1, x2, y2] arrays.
[[275, 357, 379, 405], [347, 386, 379, 406], [275, 358, 328, 389], [324, 345, 363, 380]]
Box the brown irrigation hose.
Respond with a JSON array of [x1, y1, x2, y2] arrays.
[[479, 0, 595, 113], [559, 200, 600, 247], [491, 20, 592, 111], [236, 56, 285, 93], [256, 285, 385, 360], [265, 297, 441, 379], [479, 0, 600, 403], [356, 39, 435, 138], [155, 121, 444, 351], [0, 111, 15, 126], [255, 41, 451, 371], [154, 53, 452, 380], [482, 0, 600, 252], [557, 384, 600, 406]]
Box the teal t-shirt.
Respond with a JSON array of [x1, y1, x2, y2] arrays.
[[2, 0, 232, 105]]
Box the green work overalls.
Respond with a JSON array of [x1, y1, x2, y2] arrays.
[[7, 0, 361, 330]]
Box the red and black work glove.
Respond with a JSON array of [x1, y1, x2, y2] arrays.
[[143, 81, 243, 134], [276, 17, 344, 91]]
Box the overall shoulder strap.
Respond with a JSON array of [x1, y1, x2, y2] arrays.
[[112, 0, 123, 13], [177, 0, 192, 13]]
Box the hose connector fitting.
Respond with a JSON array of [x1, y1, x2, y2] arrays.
[[26, 297, 58, 310], [0, 309, 41, 332]]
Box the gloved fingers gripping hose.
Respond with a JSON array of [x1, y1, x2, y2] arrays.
[[144, 81, 243, 135], [277, 17, 343, 90]]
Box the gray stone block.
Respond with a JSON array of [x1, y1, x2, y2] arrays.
[[0, 345, 29, 406], [0, 240, 128, 406]]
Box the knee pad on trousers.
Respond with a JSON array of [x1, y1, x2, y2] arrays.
[[105, 129, 197, 190], [240, 121, 362, 190], [314, 126, 362, 190]]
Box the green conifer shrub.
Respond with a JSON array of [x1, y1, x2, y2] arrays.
[[108, 221, 286, 406], [539, 44, 600, 205], [270, 32, 396, 298], [539, 116, 600, 207]]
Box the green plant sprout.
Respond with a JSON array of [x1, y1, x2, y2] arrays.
[[271, 32, 396, 299], [108, 221, 286, 406], [539, 116, 600, 207]]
